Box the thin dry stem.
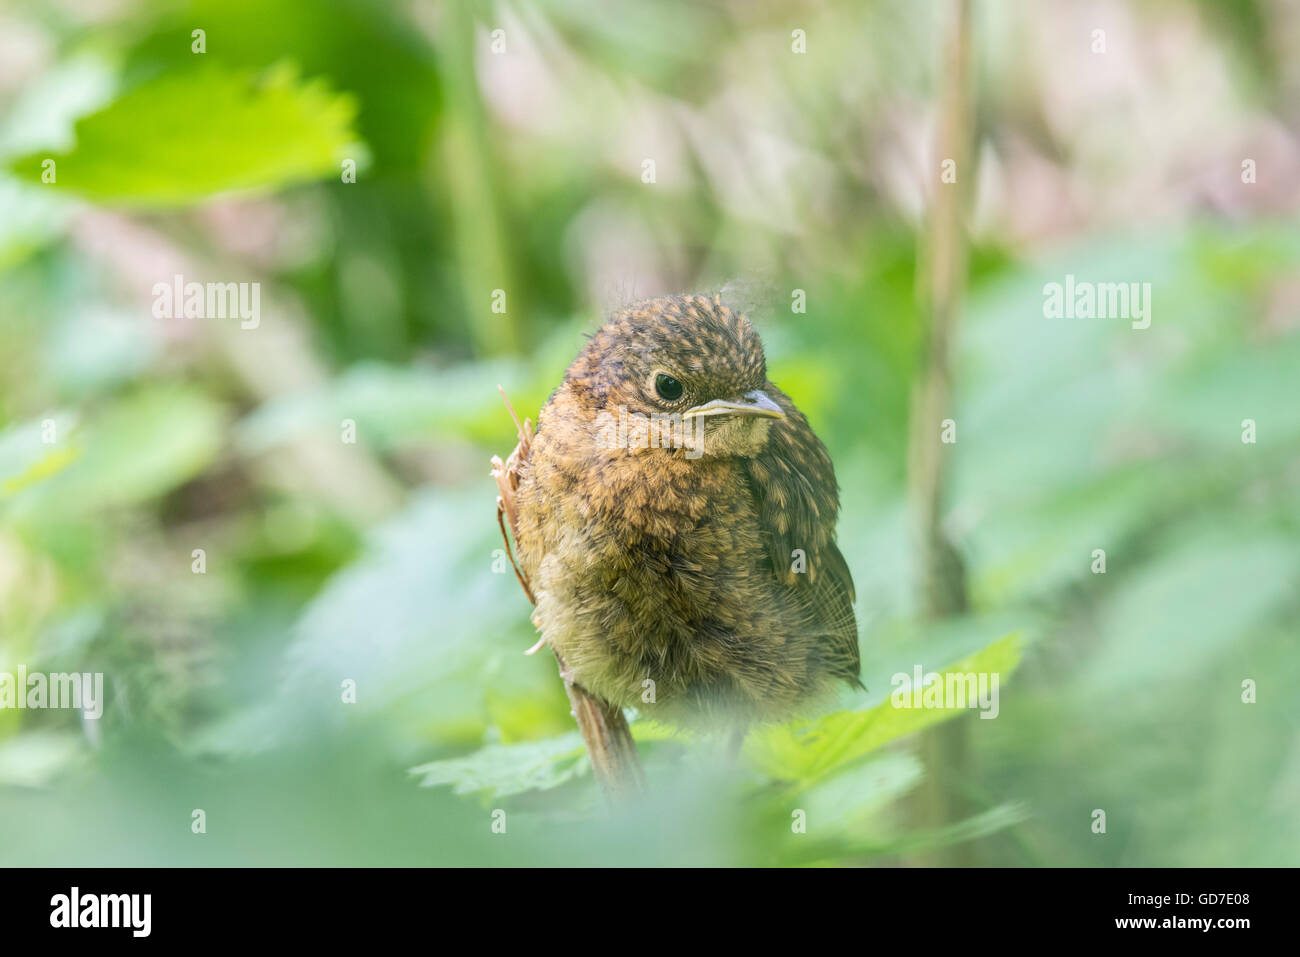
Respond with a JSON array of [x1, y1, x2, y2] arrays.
[[908, 0, 976, 865]]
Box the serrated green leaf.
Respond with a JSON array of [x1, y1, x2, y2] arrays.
[[7, 63, 361, 206], [750, 631, 1023, 784], [411, 733, 588, 799]]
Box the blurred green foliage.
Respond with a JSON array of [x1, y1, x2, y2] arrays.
[[0, 0, 1297, 866]]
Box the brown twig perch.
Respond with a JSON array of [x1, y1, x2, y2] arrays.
[[491, 388, 645, 800]]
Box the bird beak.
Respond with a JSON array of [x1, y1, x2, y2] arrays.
[[682, 389, 785, 420]]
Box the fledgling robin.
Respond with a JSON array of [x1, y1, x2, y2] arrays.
[[514, 295, 859, 729]]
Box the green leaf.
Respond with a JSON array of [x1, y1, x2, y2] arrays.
[[7, 63, 361, 206], [411, 733, 588, 799], [0, 176, 74, 269], [234, 358, 534, 455], [0, 731, 84, 788], [804, 802, 1031, 864], [0, 414, 80, 498], [749, 631, 1024, 785], [794, 753, 924, 831], [1080, 531, 1300, 695], [4, 387, 224, 523]]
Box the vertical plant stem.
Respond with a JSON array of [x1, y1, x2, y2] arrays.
[[435, 1, 521, 354], [908, 0, 976, 865]]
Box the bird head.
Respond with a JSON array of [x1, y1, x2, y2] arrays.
[[564, 295, 785, 458]]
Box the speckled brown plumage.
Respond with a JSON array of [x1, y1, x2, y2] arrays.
[[514, 295, 859, 728]]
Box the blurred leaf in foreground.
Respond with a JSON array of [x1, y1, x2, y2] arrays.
[[409, 631, 1022, 815]]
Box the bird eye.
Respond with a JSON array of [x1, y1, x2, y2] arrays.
[[654, 373, 684, 402]]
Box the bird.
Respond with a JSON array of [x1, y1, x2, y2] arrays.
[[513, 294, 859, 730]]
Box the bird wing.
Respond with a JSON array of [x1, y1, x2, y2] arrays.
[[743, 383, 860, 684]]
